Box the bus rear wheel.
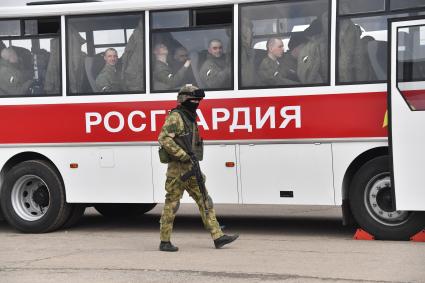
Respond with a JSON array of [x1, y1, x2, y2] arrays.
[[0, 160, 71, 233], [349, 156, 425, 240], [94, 203, 157, 218]]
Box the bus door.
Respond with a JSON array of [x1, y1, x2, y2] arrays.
[[389, 17, 425, 211]]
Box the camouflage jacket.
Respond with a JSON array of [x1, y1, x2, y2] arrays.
[[297, 37, 326, 84], [280, 53, 299, 82], [158, 109, 202, 177], [0, 59, 32, 95], [153, 60, 189, 91], [121, 19, 145, 92], [95, 64, 122, 92], [258, 56, 298, 86], [199, 54, 231, 89]]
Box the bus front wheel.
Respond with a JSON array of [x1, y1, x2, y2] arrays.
[[0, 160, 71, 233], [349, 156, 425, 240]]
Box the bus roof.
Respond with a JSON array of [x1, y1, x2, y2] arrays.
[[0, 0, 262, 18]]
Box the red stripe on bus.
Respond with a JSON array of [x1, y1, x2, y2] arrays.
[[0, 91, 388, 144]]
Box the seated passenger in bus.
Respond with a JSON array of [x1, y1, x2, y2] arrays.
[[280, 33, 309, 83], [258, 38, 298, 86], [152, 43, 191, 91], [240, 17, 255, 87], [297, 13, 329, 84], [121, 18, 145, 92], [95, 48, 122, 93], [170, 46, 196, 86], [199, 39, 231, 89], [0, 47, 32, 96], [44, 38, 61, 94]]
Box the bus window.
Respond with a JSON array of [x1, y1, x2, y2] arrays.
[[390, 0, 425, 11], [150, 6, 233, 92], [66, 13, 145, 95], [0, 20, 20, 36], [0, 18, 60, 97], [337, 13, 410, 84], [151, 10, 190, 29], [239, 0, 330, 89], [397, 25, 425, 111], [338, 0, 385, 15]]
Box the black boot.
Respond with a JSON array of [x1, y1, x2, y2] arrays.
[[159, 241, 179, 252], [214, 234, 239, 249]]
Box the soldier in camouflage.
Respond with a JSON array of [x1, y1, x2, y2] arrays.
[[153, 44, 191, 91], [158, 84, 239, 252], [95, 48, 122, 92], [0, 47, 32, 96], [258, 38, 298, 86], [199, 39, 231, 89]]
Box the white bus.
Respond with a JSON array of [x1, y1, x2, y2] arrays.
[[0, 0, 424, 240]]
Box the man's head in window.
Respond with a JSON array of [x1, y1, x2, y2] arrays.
[[173, 47, 189, 64], [266, 38, 284, 61], [288, 33, 308, 58], [153, 43, 169, 63], [103, 48, 118, 67], [208, 39, 224, 58], [1, 47, 18, 64]]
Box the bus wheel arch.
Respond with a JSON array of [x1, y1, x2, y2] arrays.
[[348, 155, 425, 240], [341, 147, 388, 226], [0, 152, 63, 189], [0, 152, 73, 233], [0, 152, 62, 211]]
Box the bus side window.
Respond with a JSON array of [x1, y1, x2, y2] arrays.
[[397, 25, 425, 111], [66, 13, 145, 95], [0, 18, 61, 97], [337, 10, 418, 84], [239, 0, 330, 89], [150, 6, 233, 92]]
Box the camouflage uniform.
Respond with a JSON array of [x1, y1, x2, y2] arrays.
[[121, 19, 145, 92], [199, 54, 231, 89], [0, 59, 32, 95], [44, 38, 61, 94], [280, 53, 299, 82], [153, 60, 189, 91], [258, 56, 298, 86], [95, 64, 122, 92], [158, 103, 224, 242], [297, 39, 326, 84]]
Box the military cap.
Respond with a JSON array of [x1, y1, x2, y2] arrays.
[[177, 84, 205, 103]]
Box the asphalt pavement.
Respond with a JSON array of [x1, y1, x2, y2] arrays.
[[0, 204, 424, 283]]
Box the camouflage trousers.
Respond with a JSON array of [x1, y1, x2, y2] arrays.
[[159, 175, 224, 242]]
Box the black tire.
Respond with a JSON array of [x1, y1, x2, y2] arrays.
[[62, 204, 86, 229], [0, 206, 4, 221], [349, 156, 425, 240], [94, 203, 157, 218], [0, 160, 71, 233]]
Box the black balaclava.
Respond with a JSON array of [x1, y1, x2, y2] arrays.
[[182, 100, 199, 112], [179, 99, 199, 122]]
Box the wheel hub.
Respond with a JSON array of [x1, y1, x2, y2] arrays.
[[365, 174, 409, 226], [11, 175, 50, 221], [32, 185, 49, 207]]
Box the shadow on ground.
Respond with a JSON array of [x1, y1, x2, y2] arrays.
[[0, 205, 355, 238]]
